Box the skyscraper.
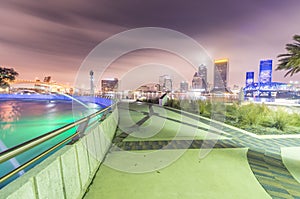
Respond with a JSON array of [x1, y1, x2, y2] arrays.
[[159, 75, 172, 92], [259, 59, 272, 84], [192, 72, 202, 89], [191, 64, 207, 91], [212, 59, 229, 92], [198, 64, 207, 88], [246, 72, 254, 86]]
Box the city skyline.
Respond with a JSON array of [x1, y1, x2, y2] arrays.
[[1, 0, 300, 87]]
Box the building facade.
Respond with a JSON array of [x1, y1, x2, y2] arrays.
[[198, 64, 207, 89], [192, 72, 201, 89], [191, 64, 207, 91], [101, 78, 118, 92], [159, 75, 172, 92], [243, 59, 300, 99], [212, 59, 229, 92]]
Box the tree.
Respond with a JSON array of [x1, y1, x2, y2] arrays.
[[0, 67, 19, 89], [277, 35, 300, 77]]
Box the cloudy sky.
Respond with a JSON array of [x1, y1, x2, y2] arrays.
[[1, 0, 300, 89]]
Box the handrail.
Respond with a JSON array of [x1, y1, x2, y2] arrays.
[[0, 132, 80, 184], [0, 102, 116, 184], [0, 117, 88, 164]]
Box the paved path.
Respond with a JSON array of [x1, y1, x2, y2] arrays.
[[84, 102, 300, 199]]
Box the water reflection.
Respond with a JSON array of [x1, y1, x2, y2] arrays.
[[0, 99, 101, 188], [0, 100, 74, 150], [0, 100, 100, 150], [0, 101, 21, 136]]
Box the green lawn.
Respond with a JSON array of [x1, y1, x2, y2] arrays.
[[124, 115, 229, 141], [84, 148, 270, 199], [281, 147, 300, 183]]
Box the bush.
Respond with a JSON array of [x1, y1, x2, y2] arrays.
[[146, 98, 159, 104], [290, 113, 300, 126], [170, 99, 181, 109], [225, 103, 239, 125], [164, 99, 300, 135], [269, 109, 290, 131], [198, 100, 212, 117]]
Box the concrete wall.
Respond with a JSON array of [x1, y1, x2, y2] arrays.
[[0, 107, 118, 199]]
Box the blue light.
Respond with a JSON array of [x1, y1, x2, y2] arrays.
[[259, 60, 272, 84]]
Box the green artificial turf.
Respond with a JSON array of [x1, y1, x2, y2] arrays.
[[124, 115, 229, 141], [281, 147, 300, 183], [84, 148, 270, 199]]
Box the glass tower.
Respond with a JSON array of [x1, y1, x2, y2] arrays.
[[213, 59, 229, 90]]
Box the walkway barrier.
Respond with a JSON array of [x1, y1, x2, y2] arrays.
[[0, 102, 119, 199]]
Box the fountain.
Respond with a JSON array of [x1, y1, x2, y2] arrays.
[[54, 92, 91, 109]]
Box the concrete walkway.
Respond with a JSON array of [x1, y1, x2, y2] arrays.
[[84, 102, 300, 199]]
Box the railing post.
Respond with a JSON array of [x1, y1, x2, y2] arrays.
[[70, 116, 90, 143]]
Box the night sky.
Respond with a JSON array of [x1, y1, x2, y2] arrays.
[[1, 0, 300, 88]]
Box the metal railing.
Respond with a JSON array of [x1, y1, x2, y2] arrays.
[[0, 103, 116, 184]]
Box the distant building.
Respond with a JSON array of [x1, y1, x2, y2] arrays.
[[191, 64, 207, 91], [246, 72, 254, 86], [159, 76, 164, 91], [243, 60, 300, 100], [137, 84, 158, 92], [164, 78, 172, 92], [289, 81, 300, 91], [137, 85, 151, 92], [198, 64, 207, 89], [230, 85, 240, 95], [259, 60, 272, 84], [212, 59, 230, 93], [180, 81, 189, 92], [159, 75, 172, 92], [43, 76, 51, 83], [192, 72, 202, 89], [101, 78, 118, 92]]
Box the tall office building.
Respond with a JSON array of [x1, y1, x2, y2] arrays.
[[191, 64, 207, 91], [101, 78, 118, 92], [159, 75, 172, 92], [246, 72, 254, 86], [192, 72, 202, 89], [259, 59, 272, 84], [198, 64, 207, 88], [159, 75, 165, 90], [212, 59, 229, 92]]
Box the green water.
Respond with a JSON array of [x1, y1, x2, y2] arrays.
[[0, 100, 101, 187]]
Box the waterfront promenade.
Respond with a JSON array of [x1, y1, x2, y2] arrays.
[[83, 102, 300, 199]]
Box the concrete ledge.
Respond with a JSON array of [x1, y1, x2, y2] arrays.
[[85, 132, 99, 175], [60, 146, 81, 199], [5, 179, 36, 199], [1, 149, 65, 199], [0, 107, 118, 199], [74, 141, 90, 193], [35, 157, 64, 199]]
